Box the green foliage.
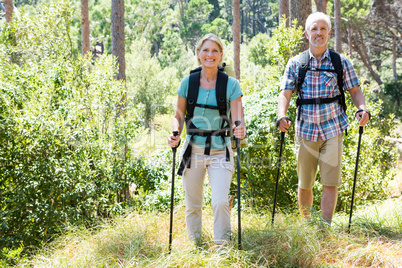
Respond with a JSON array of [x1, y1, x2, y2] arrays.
[[248, 19, 304, 72], [179, 0, 214, 46], [157, 31, 196, 78], [242, 83, 298, 210], [126, 39, 179, 128], [328, 0, 371, 24], [0, 243, 25, 267], [0, 0, 146, 252], [201, 17, 232, 41], [381, 81, 402, 118], [247, 33, 271, 67]]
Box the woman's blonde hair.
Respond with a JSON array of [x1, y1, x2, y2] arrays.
[[195, 33, 224, 66]]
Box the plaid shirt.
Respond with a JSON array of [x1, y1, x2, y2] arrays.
[[280, 49, 360, 141]]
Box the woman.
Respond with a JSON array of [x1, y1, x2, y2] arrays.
[[168, 33, 246, 248]]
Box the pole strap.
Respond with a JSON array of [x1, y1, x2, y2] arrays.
[[355, 109, 371, 120]]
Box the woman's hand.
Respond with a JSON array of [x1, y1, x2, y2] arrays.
[[168, 133, 181, 148], [233, 124, 246, 140]]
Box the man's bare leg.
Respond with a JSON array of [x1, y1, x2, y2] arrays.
[[321, 186, 338, 223], [298, 187, 313, 219]]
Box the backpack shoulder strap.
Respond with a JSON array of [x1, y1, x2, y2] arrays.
[[215, 70, 229, 118], [297, 50, 310, 93], [328, 49, 347, 112], [186, 71, 201, 121], [328, 49, 343, 88]]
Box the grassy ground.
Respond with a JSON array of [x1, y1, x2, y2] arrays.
[[14, 196, 402, 268]]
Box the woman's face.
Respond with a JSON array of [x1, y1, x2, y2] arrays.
[[197, 40, 223, 69]]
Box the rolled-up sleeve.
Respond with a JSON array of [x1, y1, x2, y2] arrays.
[[280, 57, 298, 91], [341, 56, 360, 91]]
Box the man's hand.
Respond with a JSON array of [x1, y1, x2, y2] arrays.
[[355, 109, 370, 127], [276, 116, 292, 133]]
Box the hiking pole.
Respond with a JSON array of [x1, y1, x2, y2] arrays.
[[272, 131, 285, 225], [348, 126, 363, 233], [169, 131, 179, 254], [235, 120, 242, 250]]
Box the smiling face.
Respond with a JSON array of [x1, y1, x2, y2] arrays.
[[305, 19, 331, 49], [197, 40, 223, 69]]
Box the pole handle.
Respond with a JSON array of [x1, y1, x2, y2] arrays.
[[172, 131, 179, 152], [280, 131, 285, 141]]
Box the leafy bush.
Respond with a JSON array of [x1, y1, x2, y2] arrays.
[[126, 39, 179, 128], [0, 0, 141, 251], [381, 81, 402, 119]]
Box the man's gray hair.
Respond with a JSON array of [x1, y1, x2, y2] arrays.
[[305, 12, 331, 32]]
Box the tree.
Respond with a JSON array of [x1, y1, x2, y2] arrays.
[[5, 0, 13, 23], [233, 0, 241, 80], [111, 0, 125, 81], [180, 0, 213, 46], [81, 0, 90, 55], [369, 0, 401, 83], [315, 0, 329, 13], [334, 0, 342, 52], [290, 0, 311, 51], [279, 0, 289, 26]]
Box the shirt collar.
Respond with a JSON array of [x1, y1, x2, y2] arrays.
[[308, 49, 330, 61]]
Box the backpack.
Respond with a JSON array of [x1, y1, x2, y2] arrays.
[[295, 49, 347, 134], [177, 65, 231, 176]]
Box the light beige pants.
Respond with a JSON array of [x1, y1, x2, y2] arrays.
[[180, 141, 234, 245]]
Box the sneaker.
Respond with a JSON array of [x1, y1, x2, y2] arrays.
[[210, 245, 229, 255]]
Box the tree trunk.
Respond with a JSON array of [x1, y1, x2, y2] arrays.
[[111, 0, 126, 81], [334, 0, 341, 52], [112, 0, 127, 203], [279, 0, 289, 26], [5, 0, 13, 23], [252, 0, 256, 36], [178, 0, 186, 19], [81, 0, 90, 56], [347, 14, 352, 56], [392, 36, 397, 83], [233, 0, 241, 80], [334, 0, 342, 53], [240, 0, 244, 42], [290, 0, 311, 51], [314, 0, 328, 13]]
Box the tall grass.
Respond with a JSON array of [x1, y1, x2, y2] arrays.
[[17, 197, 402, 268]]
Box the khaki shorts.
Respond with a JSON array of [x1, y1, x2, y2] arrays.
[[295, 134, 343, 189]]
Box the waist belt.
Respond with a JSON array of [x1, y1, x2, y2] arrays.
[[296, 95, 342, 121], [296, 95, 341, 106], [296, 94, 348, 135], [177, 126, 231, 176]]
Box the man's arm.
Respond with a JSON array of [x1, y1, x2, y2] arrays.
[[277, 89, 293, 132], [349, 86, 370, 126]]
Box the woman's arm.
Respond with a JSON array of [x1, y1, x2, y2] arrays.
[[230, 96, 246, 139], [168, 95, 186, 148]]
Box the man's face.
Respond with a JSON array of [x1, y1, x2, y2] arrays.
[[305, 19, 331, 48]]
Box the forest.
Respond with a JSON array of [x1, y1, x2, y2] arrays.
[[0, 0, 401, 266]]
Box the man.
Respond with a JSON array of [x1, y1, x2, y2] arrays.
[[277, 12, 370, 225]]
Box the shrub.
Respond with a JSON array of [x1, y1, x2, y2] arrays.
[[0, 0, 140, 251]]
